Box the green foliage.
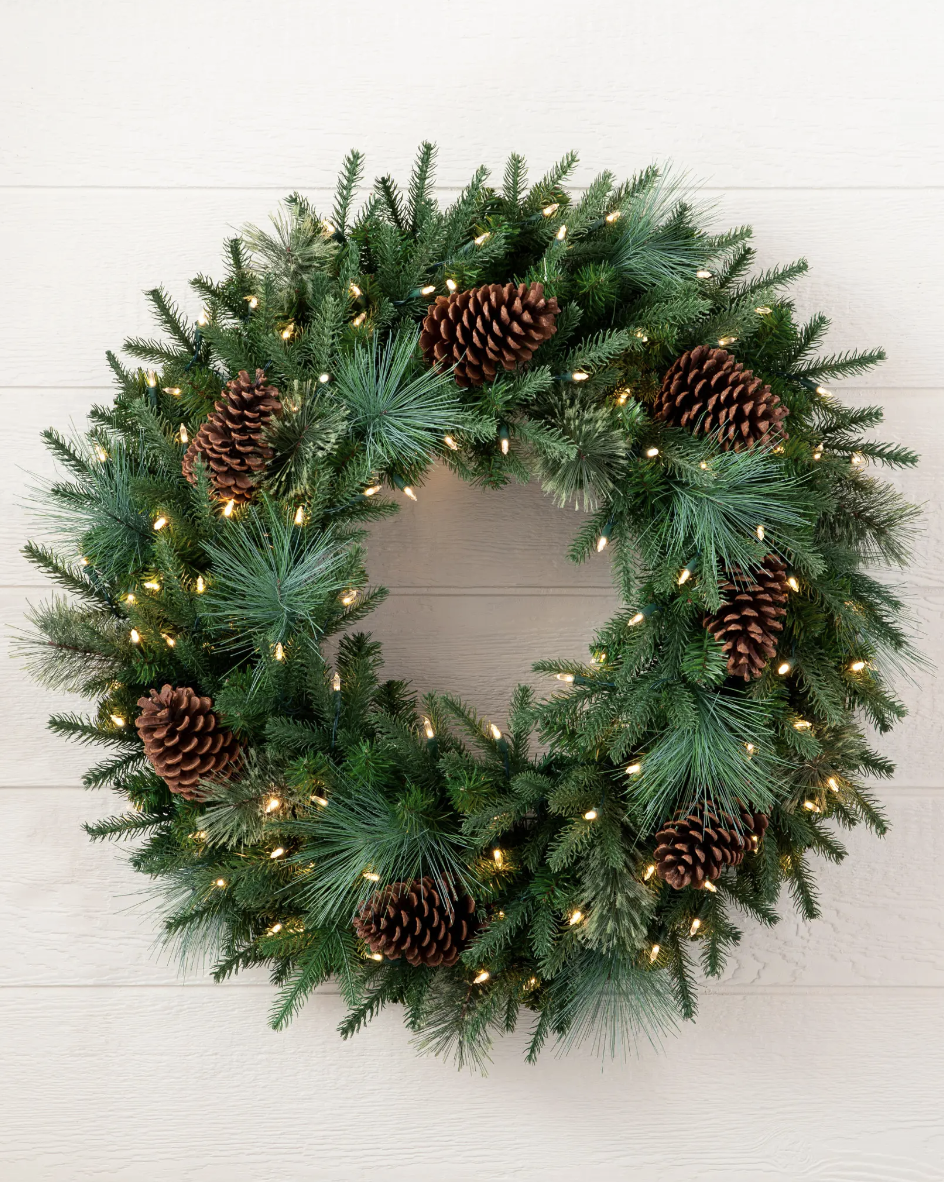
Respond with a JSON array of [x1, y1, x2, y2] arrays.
[[20, 145, 920, 1071]]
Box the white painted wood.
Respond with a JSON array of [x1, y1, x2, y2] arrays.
[[3, 1, 943, 1175], [2, 786, 940, 989], [3, 0, 941, 189], [1, 987, 941, 1182], [1, 189, 941, 388]]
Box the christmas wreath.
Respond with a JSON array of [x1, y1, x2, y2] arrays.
[[22, 146, 919, 1067]]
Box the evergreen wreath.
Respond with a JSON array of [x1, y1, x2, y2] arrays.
[[21, 145, 920, 1068]]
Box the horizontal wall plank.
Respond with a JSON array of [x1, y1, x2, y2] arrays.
[[0, 189, 941, 388], [2, 787, 940, 990], [5, 585, 943, 787], [0, 986, 940, 1181], [3, 0, 941, 189]]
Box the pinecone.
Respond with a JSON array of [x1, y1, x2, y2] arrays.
[[654, 805, 769, 890], [705, 554, 789, 681], [353, 876, 478, 967], [653, 346, 788, 451], [135, 685, 241, 799], [420, 282, 559, 387], [182, 368, 282, 504]]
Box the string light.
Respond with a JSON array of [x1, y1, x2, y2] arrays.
[[349, 283, 362, 298], [178, 426, 188, 444], [392, 475, 416, 500], [333, 672, 342, 693], [718, 336, 738, 347], [369, 952, 383, 961], [649, 943, 661, 963], [195, 576, 206, 594], [616, 387, 631, 405], [94, 444, 108, 462], [556, 225, 568, 241], [777, 660, 792, 675], [499, 424, 510, 455], [700, 461, 709, 469], [311, 792, 328, 807], [787, 576, 800, 592], [162, 633, 176, 648], [555, 672, 575, 683], [197, 312, 209, 327], [340, 589, 358, 607], [492, 848, 504, 867], [827, 777, 840, 793], [222, 499, 235, 517], [645, 446, 660, 458], [745, 742, 756, 757], [851, 452, 867, 468], [352, 311, 367, 327], [266, 797, 280, 813], [423, 717, 435, 741], [755, 305, 772, 315], [147, 372, 158, 389], [281, 325, 294, 340], [605, 210, 621, 223], [643, 864, 656, 880], [274, 643, 285, 661], [129, 629, 141, 644], [318, 373, 331, 384], [803, 800, 820, 813], [702, 880, 717, 893], [473, 970, 490, 984], [571, 370, 589, 382], [568, 910, 583, 926], [445, 278, 457, 292], [79, 557, 89, 566], [542, 202, 560, 217], [474, 231, 491, 246], [163, 387, 181, 396], [270, 923, 283, 934], [270, 848, 285, 859], [109, 714, 126, 728], [420, 284, 436, 296], [152, 516, 167, 532], [583, 809, 598, 821], [815, 386, 830, 397], [813, 446, 824, 461], [247, 296, 259, 310], [696, 269, 713, 279], [634, 329, 649, 342], [793, 718, 812, 730], [362, 870, 379, 881], [489, 724, 502, 741], [362, 484, 382, 497], [321, 220, 338, 236], [678, 566, 693, 586], [443, 435, 458, 451], [689, 918, 701, 936], [849, 659, 867, 672], [143, 580, 161, 592], [756, 524, 765, 541], [626, 762, 642, 776], [293, 506, 305, 526], [215, 878, 226, 888], [124, 593, 135, 604]]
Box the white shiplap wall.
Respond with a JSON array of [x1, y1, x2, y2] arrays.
[[3, 2, 943, 1178]]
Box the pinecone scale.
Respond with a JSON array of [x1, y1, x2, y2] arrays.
[[655, 805, 769, 890], [353, 877, 477, 967], [653, 345, 788, 451], [183, 368, 282, 504], [705, 554, 789, 680], [420, 282, 559, 387], [135, 684, 241, 799]]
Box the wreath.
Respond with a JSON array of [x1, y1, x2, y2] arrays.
[[22, 146, 919, 1067]]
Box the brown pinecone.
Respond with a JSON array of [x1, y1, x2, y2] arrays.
[[135, 685, 241, 799], [182, 368, 282, 504], [705, 554, 789, 680], [654, 805, 769, 890], [420, 282, 559, 387], [653, 345, 788, 451], [353, 876, 478, 967]]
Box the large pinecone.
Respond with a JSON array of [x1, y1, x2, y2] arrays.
[[182, 368, 282, 504], [420, 282, 559, 387], [653, 346, 788, 451], [353, 877, 478, 967], [705, 554, 789, 681], [654, 805, 769, 890], [135, 685, 241, 799]]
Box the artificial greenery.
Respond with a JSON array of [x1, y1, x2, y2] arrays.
[[21, 145, 919, 1068]]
